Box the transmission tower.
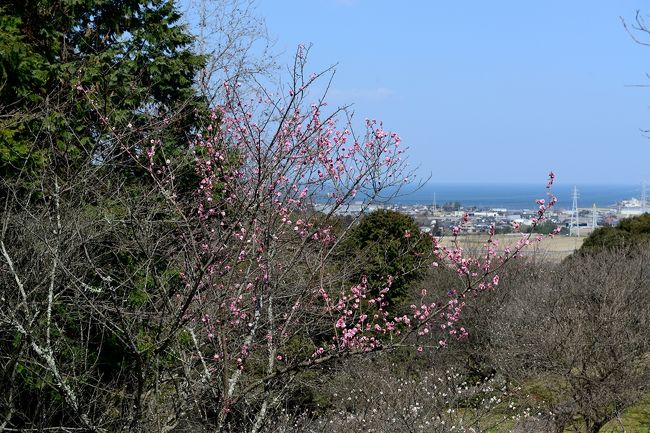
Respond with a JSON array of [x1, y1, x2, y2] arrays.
[[591, 203, 597, 229], [642, 180, 647, 213], [570, 186, 580, 237]]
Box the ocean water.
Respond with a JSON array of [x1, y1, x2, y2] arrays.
[[391, 183, 642, 210]]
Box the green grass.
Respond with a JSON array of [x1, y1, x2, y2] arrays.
[[480, 381, 650, 433], [599, 393, 650, 433]]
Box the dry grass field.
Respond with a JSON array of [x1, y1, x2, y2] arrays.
[[438, 233, 586, 262]]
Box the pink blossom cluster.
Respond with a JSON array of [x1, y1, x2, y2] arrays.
[[137, 52, 557, 408], [159, 63, 412, 379], [307, 172, 559, 354]]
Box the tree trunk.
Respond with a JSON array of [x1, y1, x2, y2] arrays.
[[585, 418, 606, 433]]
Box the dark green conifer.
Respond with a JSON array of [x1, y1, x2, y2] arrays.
[[0, 0, 206, 182]]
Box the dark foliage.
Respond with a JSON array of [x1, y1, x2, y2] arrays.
[[338, 209, 431, 305], [579, 213, 650, 253]]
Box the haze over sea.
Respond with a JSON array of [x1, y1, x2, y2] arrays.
[[394, 183, 642, 210]]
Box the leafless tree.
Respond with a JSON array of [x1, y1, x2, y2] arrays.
[[182, 0, 277, 103], [489, 248, 650, 433]]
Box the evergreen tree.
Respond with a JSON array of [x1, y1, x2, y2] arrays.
[[579, 213, 650, 253], [339, 209, 431, 306], [0, 0, 206, 182], [0, 4, 206, 428]]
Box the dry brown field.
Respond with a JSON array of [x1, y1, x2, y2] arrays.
[[438, 233, 586, 262]]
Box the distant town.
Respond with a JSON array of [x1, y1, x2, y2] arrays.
[[319, 193, 650, 237]]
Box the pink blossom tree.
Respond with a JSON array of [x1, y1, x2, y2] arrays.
[[138, 47, 558, 431]]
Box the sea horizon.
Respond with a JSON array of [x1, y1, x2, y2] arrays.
[[390, 182, 644, 210]]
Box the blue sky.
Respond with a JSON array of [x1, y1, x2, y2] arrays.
[[254, 0, 650, 185]]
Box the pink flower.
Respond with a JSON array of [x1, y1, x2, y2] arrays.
[[492, 275, 500, 286], [546, 171, 556, 188]]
